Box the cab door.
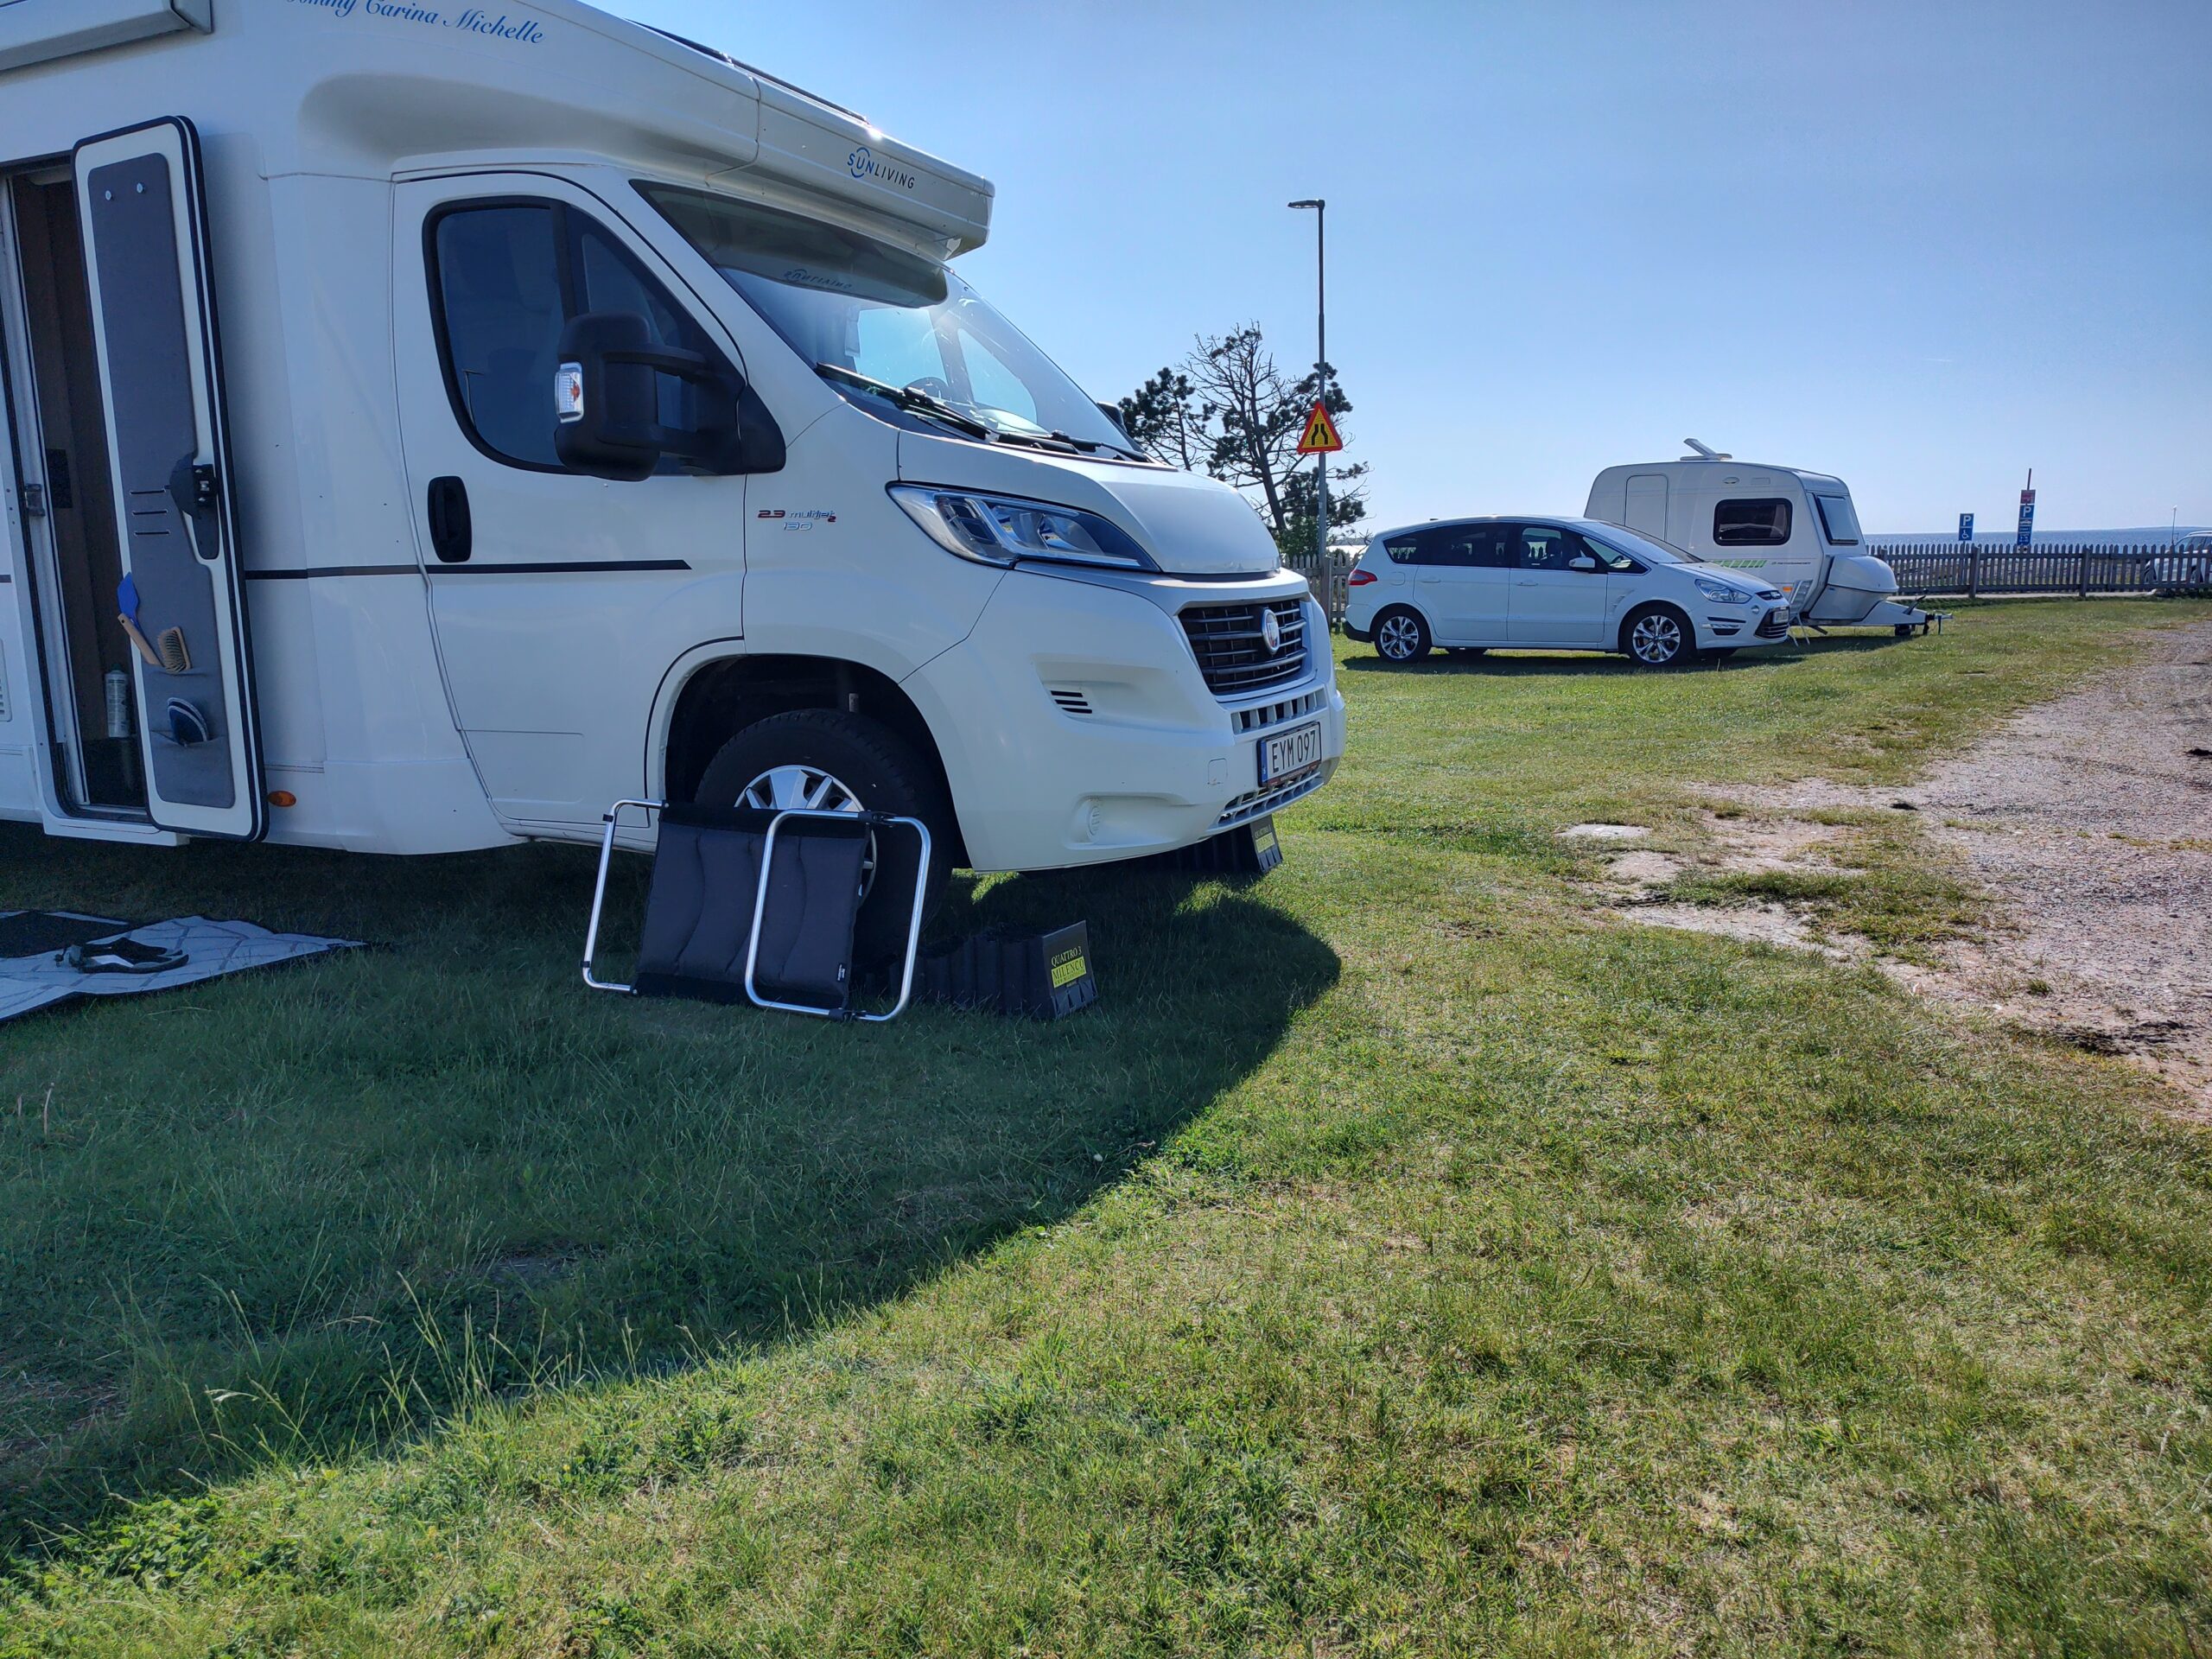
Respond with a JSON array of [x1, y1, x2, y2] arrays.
[[73, 118, 263, 839], [390, 175, 751, 828]]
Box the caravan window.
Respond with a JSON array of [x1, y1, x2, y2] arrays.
[[1811, 493, 1861, 545], [428, 200, 728, 473], [1713, 498, 1793, 547]]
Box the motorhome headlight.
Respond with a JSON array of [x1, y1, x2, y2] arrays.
[[1694, 576, 1755, 604], [890, 485, 1159, 571]]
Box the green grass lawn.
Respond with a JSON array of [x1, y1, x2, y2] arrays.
[[4, 599, 2210, 1656]]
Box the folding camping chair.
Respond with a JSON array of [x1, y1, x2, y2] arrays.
[[581, 800, 931, 1022]]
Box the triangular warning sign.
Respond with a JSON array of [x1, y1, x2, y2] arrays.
[[1295, 399, 1344, 454]]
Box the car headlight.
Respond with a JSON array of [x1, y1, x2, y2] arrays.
[[1694, 576, 1754, 604], [890, 485, 1159, 571]]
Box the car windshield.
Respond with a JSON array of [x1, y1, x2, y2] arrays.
[[1581, 524, 1698, 566], [1812, 493, 1862, 545], [639, 183, 1138, 457]]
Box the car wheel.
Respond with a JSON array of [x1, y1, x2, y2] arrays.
[[1622, 604, 1693, 668], [694, 709, 952, 969], [1374, 608, 1432, 664]]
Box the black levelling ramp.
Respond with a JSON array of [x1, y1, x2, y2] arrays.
[[913, 921, 1097, 1020]]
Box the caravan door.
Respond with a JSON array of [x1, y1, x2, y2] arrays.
[[73, 118, 264, 840], [1622, 473, 1669, 539]]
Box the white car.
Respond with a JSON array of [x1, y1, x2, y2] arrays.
[[1342, 517, 1791, 666], [2148, 534, 2212, 595]]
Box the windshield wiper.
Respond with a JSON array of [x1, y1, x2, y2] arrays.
[[814, 363, 992, 440], [1046, 430, 1145, 461]]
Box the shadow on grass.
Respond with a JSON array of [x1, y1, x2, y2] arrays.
[[0, 823, 1338, 1556]]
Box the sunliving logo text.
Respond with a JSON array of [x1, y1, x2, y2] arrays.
[[289, 0, 547, 46], [846, 145, 917, 191]]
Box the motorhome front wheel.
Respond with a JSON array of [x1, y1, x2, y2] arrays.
[[695, 710, 953, 968]]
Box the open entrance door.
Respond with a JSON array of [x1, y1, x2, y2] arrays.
[[71, 118, 261, 840]]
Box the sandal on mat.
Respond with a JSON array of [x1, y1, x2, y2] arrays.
[[60, 938, 188, 976]]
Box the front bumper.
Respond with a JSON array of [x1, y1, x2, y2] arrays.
[[904, 569, 1345, 872], [1697, 601, 1793, 648]]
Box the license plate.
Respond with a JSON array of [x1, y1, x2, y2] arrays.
[[1258, 721, 1323, 785]]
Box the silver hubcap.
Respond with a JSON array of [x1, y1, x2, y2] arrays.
[[1379, 615, 1421, 659], [738, 764, 876, 892], [1630, 614, 1682, 663]]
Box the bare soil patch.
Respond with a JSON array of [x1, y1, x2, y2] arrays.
[[1608, 620, 2212, 1119]]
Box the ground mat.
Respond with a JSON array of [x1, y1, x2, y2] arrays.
[[0, 916, 361, 1025]]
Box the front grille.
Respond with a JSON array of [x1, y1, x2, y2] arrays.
[[1233, 686, 1329, 735], [1215, 766, 1327, 828], [1757, 608, 1791, 639], [1180, 599, 1308, 698]]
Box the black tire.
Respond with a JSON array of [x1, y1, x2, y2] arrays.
[[1620, 603, 1694, 668], [1447, 646, 1488, 659], [694, 709, 952, 968], [1373, 607, 1432, 664]]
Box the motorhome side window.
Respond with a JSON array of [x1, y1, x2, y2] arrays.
[[1713, 498, 1792, 547], [429, 201, 726, 473]]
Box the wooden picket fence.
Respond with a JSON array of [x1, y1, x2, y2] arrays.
[[1285, 549, 1357, 625], [1871, 543, 2212, 600]]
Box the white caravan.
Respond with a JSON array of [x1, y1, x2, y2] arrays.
[[1586, 442, 1931, 633], [0, 0, 1343, 940]]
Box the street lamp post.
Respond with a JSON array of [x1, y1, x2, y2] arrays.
[[1289, 198, 1326, 567]]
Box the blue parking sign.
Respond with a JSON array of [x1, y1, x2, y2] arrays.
[[1958, 513, 1974, 543], [2016, 490, 2036, 549]]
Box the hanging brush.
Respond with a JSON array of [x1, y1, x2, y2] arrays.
[[118, 613, 162, 670], [156, 628, 190, 673]]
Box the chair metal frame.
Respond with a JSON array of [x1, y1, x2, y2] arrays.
[[580, 798, 931, 1022]]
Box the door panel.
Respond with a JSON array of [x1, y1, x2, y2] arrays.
[[1508, 525, 1608, 646], [1414, 523, 1510, 645], [391, 175, 750, 827], [73, 118, 263, 838]]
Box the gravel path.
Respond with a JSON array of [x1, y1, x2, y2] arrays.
[[1902, 618, 2212, 1116]]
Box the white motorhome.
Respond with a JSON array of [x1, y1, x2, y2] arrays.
[[0, 0, 1343, 944], [1586, 443, 1931, 634]]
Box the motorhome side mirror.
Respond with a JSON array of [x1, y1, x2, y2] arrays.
[[1568, 554, 1599, 572], [554, 311, 742, 482], [1096, 400, 1135, 442]]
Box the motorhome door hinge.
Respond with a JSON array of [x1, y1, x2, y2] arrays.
[[20, 483, 47, 518], [191, 463, 219, 512]]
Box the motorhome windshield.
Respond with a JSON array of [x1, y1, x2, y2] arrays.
[[1811, 493, 1862, 545], [640, 184, 1137, 457]]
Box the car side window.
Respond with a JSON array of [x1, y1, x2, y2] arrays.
[[1579, 535, 1644, 574], [1714, 498, 1793, 546], [1461, 524, 1511, 568], [1420, 526, 1482, 566], [430, 199, 729, 474], [1383, 534, 1423, 564], [1517, 525, 1574, 570]]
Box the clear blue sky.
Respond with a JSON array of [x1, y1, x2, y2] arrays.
[[628, 0, 2211, 535]]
